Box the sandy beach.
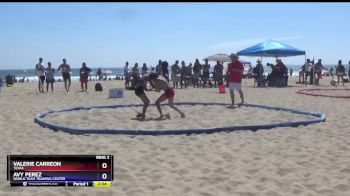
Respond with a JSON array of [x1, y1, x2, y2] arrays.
[[1, 76, 350, 196]]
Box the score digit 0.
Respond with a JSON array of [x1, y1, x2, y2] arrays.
[[102, 173, 108, 180], [102, 162, 107, 169]]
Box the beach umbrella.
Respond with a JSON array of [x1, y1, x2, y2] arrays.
[[237, 39, 306, 87], [237, 39, 305, 58], [204, 53, 231, 62], [102, 69, 113, 74], [238, 59, 251, 65], [204, 53, 251, 65]]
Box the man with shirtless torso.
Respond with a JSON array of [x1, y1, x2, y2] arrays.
[[58, 58, 71, 92]]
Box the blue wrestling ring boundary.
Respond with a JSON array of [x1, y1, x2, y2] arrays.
[[296, 88, 350, 98], [34, 102, 326, 135]]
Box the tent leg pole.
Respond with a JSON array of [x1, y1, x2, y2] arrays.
[[304, 55, 307, 86]]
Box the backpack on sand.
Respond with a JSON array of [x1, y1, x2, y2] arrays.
[[95, 83, 103, 91]]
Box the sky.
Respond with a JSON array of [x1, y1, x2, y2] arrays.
[[0, 2, 349, 69]]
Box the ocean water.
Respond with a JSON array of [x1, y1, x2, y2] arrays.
[[0, 68, 125, 82]]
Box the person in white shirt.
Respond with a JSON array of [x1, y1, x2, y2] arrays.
[[35, 57, 45, 93]]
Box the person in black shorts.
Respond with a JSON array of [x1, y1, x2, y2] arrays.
[[62, 72, 70, 80], [134, 74, 151, 120], [58, 58, 71, 92], [45, 62, 55, 92]]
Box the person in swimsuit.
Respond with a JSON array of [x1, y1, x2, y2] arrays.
[[58, 58, 71, 92], [148, 73, 185, 119]]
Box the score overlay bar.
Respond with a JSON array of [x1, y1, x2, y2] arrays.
[[7, 155, 113, 187], [10, 181, 111, 187]]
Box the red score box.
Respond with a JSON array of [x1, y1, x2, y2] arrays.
[[21, 161, 112, 171]]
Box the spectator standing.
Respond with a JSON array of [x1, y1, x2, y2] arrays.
[[45, 62, 55, 92], [226, 53, 244, 108], [80, 62, 92, 92], [35, 57, 45, 93], [336, 60, 345, 86], [124, 61, 130, 88], [57, 58, 71, 92]]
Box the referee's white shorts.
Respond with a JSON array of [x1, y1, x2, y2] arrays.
[[229, 82, 242, 90]]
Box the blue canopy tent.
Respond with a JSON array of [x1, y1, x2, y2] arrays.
[[237, 39, 306, 58], [237, 40, 306, 87]]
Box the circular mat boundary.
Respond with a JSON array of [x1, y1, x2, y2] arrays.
[[34, 102, 326, 135], [296, 88, 350, 98]]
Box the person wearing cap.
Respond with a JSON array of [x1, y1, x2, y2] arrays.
[[226, 53, 245, 108], [58, 58, 71, 92], [253, 59, 264, 86]]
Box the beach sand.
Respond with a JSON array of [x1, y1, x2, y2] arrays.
[[1, 76, 350, 196]]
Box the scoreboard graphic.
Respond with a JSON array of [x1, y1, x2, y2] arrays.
[[7, 155, 113, 187]]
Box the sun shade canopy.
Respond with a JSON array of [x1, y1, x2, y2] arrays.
[[237, 39, 305, 57]]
